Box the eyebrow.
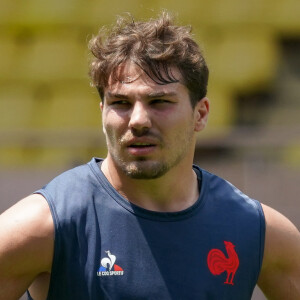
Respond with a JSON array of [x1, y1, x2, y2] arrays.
[[147, 91, 177, 98], [105, 91, 177, 99], [105, 92, 129, 99]]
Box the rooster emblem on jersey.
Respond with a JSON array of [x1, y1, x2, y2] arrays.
[[207, 241, 239, 285]]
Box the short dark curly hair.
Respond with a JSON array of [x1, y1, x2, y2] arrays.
[[89, 11, 209, 108]]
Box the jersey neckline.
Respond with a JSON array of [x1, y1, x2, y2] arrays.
[[88, 157, 207, 222]]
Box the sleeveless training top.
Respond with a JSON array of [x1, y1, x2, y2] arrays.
[[29, 157, 265, 300]]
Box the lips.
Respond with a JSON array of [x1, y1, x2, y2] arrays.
[[126, 140, 157, 156], [129, 142, 155, 147]]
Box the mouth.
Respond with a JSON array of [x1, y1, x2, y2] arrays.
[[127, 142, 157, 156], [128, 142, 156, 148]]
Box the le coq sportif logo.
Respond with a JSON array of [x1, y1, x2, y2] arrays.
[[97, 250, 124, 276]]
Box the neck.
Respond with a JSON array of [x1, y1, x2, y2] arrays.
[[101, 156, 199, 212]]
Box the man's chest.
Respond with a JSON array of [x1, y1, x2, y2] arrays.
[[71, 218, 256, 299]]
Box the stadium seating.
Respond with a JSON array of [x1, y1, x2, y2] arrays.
[[0, 0, 299, 167]]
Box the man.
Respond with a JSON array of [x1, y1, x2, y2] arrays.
[[0, 12, 299, 300]]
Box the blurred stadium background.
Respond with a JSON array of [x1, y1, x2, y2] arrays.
[[0, 0, 299, 299]]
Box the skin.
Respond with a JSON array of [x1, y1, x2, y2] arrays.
[[0, 63, 299, 300], [258, 204, 300, 299], [0, 194, 53, 300], [100, 63, 208, 211]]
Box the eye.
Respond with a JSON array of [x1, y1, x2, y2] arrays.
[[150, 99, 172, 105], [111, 100, 131, 107]]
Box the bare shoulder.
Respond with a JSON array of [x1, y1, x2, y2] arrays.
[[0, 194, 54, 299], [261, 204, 300, 263], [258, 203, 300, 299]]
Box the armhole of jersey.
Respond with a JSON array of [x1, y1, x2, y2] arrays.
[[33, 189, 61, 300], [26, 290, 34, 300], [253, 199, 266, 282]]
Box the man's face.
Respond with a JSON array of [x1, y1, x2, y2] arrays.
[[101, 63, 207, 179]]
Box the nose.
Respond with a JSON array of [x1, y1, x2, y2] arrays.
[[128, 101, 151, 133]]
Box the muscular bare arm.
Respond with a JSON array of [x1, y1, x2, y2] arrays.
[[258, 204, 300, 299], [0, 194, 54, 300]]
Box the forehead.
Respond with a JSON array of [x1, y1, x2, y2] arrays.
[[105, 62, 186, 96]]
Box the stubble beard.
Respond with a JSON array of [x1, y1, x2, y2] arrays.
[[119, 159, 170, 179], [107, 144, 172, 180], [105, 128, 194, 180]]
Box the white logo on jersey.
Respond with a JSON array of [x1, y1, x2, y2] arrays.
[[97, 250, 124, 276]]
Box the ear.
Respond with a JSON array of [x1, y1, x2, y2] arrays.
[[194, 97, 209, 132], [100, 101, 103, 111]]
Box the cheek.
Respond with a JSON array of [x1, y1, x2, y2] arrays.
[[103, 112, 127, 138], [169, 116, 195, 144], [104, 109, 129, 125], [162, 112, 193, 133], [103, 123, 120, 150]]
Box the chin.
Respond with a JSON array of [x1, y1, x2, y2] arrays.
[[121, 160, 170, 180]]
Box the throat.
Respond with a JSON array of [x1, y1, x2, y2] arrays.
[[117, 174, 200, 212], [101, 157, 200, 212]]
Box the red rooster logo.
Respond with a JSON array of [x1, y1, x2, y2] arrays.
[[207, 241, 239, 285]]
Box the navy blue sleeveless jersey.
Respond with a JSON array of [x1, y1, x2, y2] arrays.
[[30, 157, 265, 300]]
